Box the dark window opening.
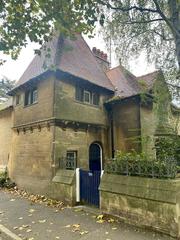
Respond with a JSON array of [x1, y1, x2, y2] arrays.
[[66, 151, 77, 170], [75, 86, 83, 101], [25, 88, 38, 106], [92, 93, 99, 105], [16, 94, 20, 105]]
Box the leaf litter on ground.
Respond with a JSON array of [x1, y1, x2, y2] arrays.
[[3, 186, 64, 210]]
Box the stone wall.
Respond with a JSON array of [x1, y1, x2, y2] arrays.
[[49, 169, 76, 205], [0, 107, 13, 172], [54, 126, 110, 170], [13, 77, 55, 126], [100, 174, 180, 238], [9, 126, 53, 194], [140, 106, 156, 158], [112, 98, 141, 152], [54, 78, 110, 126]]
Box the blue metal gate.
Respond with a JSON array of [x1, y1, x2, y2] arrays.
[[80, 169, 101, 207]]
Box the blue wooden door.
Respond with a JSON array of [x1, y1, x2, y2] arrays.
[[80, 169, 101, 207]]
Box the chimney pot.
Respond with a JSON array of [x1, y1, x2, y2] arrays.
[[105, 54, 108, 60], [97, 49, 100, 55], [92, 47, 96, 54]]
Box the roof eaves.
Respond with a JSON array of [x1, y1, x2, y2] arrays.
[[8, 70, 54, 96], [105, 93, 140, 105]]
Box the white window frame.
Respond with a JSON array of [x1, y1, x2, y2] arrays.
[[84, 90, 91, 104], [32, 89, 38, 104]]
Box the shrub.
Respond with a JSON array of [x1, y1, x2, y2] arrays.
[[105, 150, 177, 179]]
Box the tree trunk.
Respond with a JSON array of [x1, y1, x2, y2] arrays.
[[168, 0, 180, 77]]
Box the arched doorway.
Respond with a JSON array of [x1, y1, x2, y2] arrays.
[[79, 142, 103, 207], [89, 143, 102, 171]]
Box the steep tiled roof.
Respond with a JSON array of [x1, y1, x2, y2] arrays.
[[106, 66, 160, 100], [136, 70, 160, 89], [106, 65, 140, 98], [14, 34, 114, 92]]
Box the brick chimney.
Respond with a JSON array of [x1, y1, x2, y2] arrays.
[[92, 47, 110, 72]]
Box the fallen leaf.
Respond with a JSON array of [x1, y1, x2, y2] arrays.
[[38, 219, 46, 223], [97, 214, 104, 220], [96, 219, 105, 223], [65, 225, 71, 228], [29, 209, 35, 213], [22, 225, 29, 228], [74, 208, 82, 212], [112, 227, 117, 230], [10, 199, 15, 202], [72, 224, 80, 228], [108, 218, 115, 223], [79, 230, 88, 235]]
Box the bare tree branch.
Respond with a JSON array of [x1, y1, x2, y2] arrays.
[[153, 30, 174, 41], [152, 0, 180, 37], [118, 18, 164, 25], [98, 0, 159, 13]]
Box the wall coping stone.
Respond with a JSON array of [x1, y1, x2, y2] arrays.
[[52, 169, 75, 185]]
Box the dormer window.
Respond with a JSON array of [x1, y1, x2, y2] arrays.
[[24, 88, 38, 106]]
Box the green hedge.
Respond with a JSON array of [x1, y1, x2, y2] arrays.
[[105, 150, 177, 179]]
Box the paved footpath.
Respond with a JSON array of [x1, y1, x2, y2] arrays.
[[0, 190, 174, 240]]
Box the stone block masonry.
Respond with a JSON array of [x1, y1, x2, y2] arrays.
[[99, 174, 180, 238]]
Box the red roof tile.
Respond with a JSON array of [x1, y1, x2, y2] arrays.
[[15, 34, 114, 92], [106, 66, 160, 99]]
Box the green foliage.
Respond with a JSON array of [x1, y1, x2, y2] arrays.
[[155, 136, 180, 165], [105, 149, 177, 179], [101, 0, 180, 79], [0, 169, 16, 189], [0, 0, 179, 80], [0, 0, 97, 60], [0, 77, 15, 103]]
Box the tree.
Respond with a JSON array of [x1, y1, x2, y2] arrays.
[[0, 0, 179, 80], [97, 1, 180, 81], [0, 77, 15, 103]]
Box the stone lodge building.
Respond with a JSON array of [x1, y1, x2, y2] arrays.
[[0, 33, 179, 205]]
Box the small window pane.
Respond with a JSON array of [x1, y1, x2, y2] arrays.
[[66, 151, 77, 170], [25, 91, 31, 106], [93, 93, 99, 105], [24, 88, 38, 106], [84, 91, 91, 104], [75, 86, 83, 101], [32, 89, 38, 103]]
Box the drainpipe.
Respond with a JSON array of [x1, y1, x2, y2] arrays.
[[110, 109, 115, 158]]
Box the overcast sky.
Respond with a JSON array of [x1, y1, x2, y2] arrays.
[[0, 33, 155, 82]]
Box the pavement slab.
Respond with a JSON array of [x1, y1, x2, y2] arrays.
[[0, 190, 174, 240]]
